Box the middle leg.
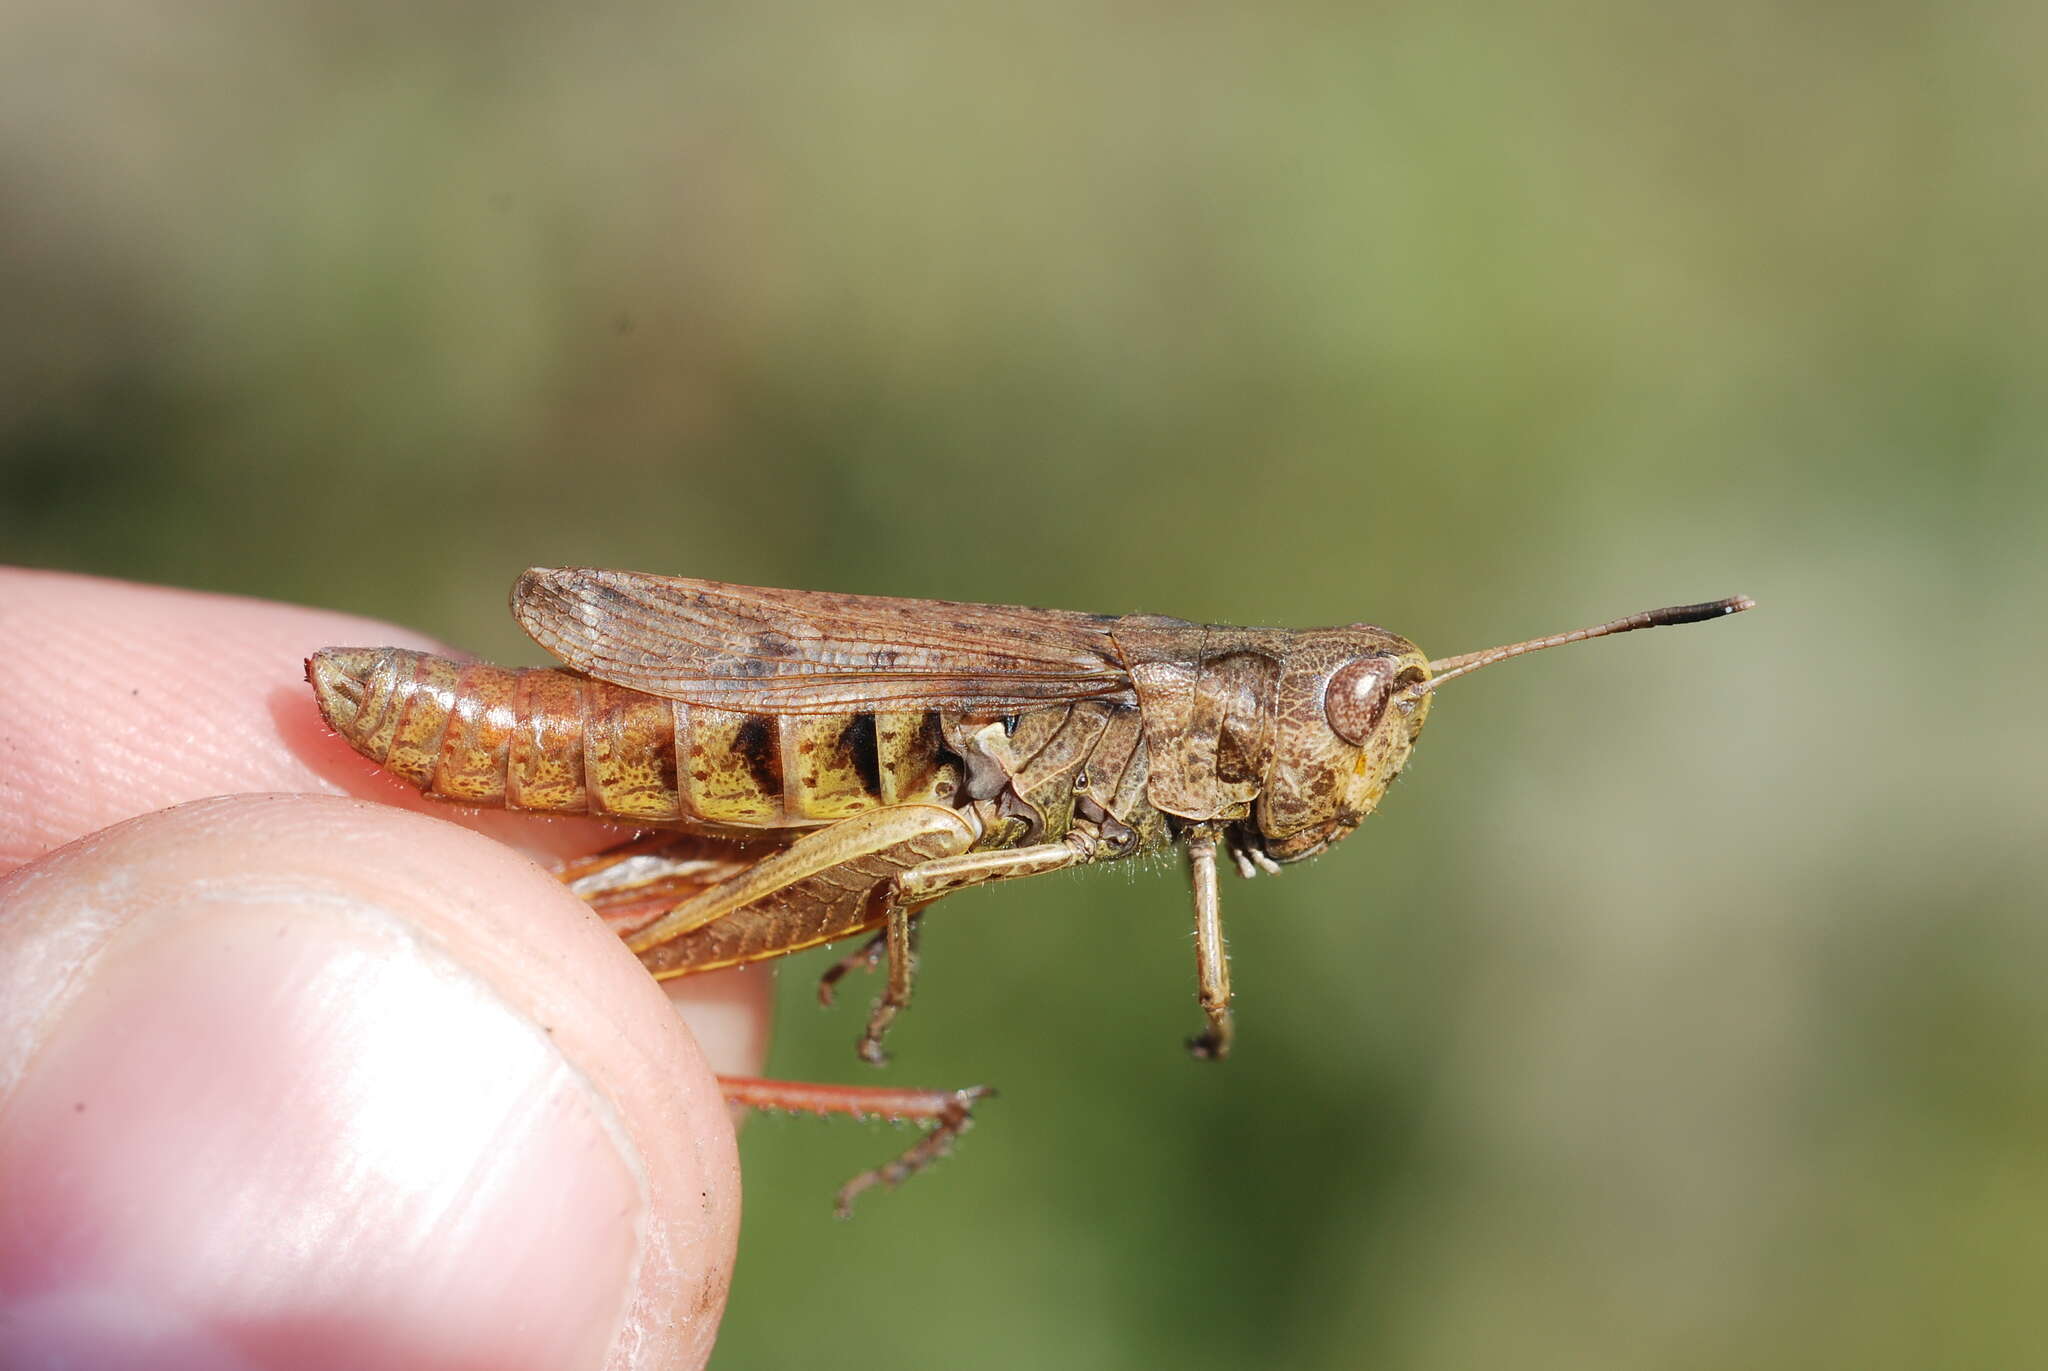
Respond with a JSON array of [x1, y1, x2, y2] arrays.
[[1184, 825, 1235, 1060]]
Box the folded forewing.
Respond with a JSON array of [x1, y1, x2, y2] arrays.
[[513, 567, 1136, 714]]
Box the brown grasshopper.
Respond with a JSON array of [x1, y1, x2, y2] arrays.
[[308, 568, 1753, 1211]]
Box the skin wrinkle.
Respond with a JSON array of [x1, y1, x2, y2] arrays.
[[0, 857, 137, 1095]]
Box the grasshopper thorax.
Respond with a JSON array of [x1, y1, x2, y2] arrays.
[[1109, 617, 1434, 867]]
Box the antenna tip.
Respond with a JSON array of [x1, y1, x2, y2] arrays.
[[1650, 595, 1756, 628]]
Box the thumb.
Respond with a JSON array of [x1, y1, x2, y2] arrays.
[[0, 794, 739, 1371]]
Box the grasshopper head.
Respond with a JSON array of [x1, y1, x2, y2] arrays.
[[1238, 595, 1756, 867], [1244, 628, 1434, 865]]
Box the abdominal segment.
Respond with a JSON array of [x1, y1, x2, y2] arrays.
[[307, 647, 958, 829]]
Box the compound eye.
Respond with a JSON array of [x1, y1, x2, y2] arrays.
[[1324, 657, 1393, 745]]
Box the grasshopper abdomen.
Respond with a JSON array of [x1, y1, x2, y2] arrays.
[[307, 647, 960, 830]]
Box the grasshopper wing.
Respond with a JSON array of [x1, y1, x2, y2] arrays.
[[513, 567, 1136, 714]]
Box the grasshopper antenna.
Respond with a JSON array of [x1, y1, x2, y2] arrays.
[[1415, 595, 1756, 694]]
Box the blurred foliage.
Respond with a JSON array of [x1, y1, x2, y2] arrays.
[[4, 0, 2046, 1367]]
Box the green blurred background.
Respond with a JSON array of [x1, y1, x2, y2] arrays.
[[4, 1, 2045, 1366]]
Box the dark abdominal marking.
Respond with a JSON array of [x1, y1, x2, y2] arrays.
[[735, 715, 782, 796], [838, 712, 882, 797]]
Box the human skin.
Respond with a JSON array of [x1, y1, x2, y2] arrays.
[[0, 567, 772, 1370]]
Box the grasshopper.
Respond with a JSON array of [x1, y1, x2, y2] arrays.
[[308, 568, 1752, 1211]]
